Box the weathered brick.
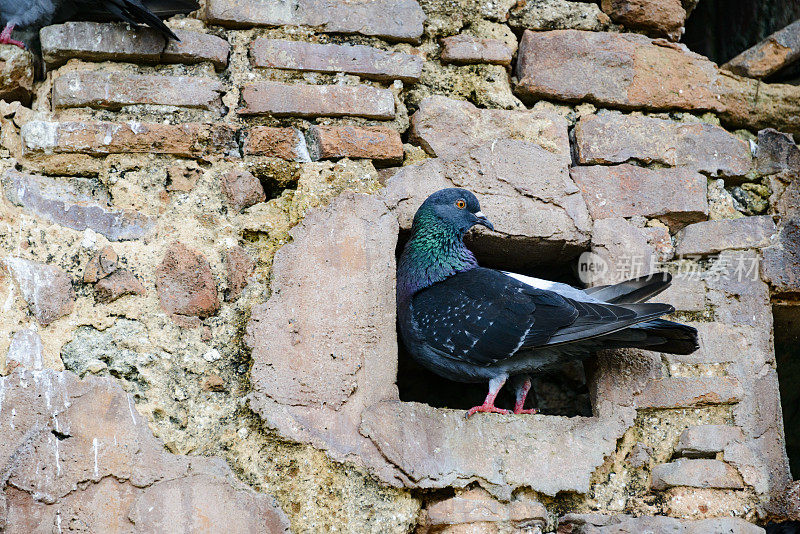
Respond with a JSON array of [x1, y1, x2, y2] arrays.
[[675, 215, 777, 256], [3, 257, 75, 325], [95, 269, 146, 303], [756, 128, 800, 175], [600, 0, 686, 40], [21, 120, 239, 159], [657, 276, 706, 312], [53, 71, 225, 112], [424, 488, 546, 527], [634, 377, 743, 408], [83, 246, 118, 283], [250, 38, 422, 82], [570, 164, 708, 226], [41, 22, 230, 70], [651, 459, 744, 490], [242, 126, 309, 160], [440, 34, 513, 66], [410, 95, 570, 162], [225, 246, 255, 302], [156, 242, 220, 327], [723, 19, 800, 79], [676, 425, 745, 458], [761, 218, 800, 294], [204, 0, 425, 42], [575, 111, 752, 177], [508, 0, 613, 32], [239, 81, 395, 119], [307, 125, 403, 165], [0, 45, 33, 104], [516, 29, 800, 134], [3, 170, 155, 241], [221, 168, 266, 212]]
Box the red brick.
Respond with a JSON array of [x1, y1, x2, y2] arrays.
[[41, 22, 230, 70], [601, 0, 686, 40], [242, 126, 309, 160], [221, 169, 265, 212], [20, 120, 239, 160], [723, 20, 800, 79], [155, 242, 220, 327], [570, 164, 708, 226], [53, 71, 224, 112], [575, 111, 752, 177], [440, 35, 513, 66], [516, 29, 800, 134], [250, 38, 422, 82], [239, 81, 395, 119], [308, 125, 403, 165], [204, 0, 425, 42]]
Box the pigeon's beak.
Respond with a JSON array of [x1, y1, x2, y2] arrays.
[[474, 211, 494, 231]]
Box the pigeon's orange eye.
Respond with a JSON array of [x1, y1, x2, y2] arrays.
[[455, 199, 466, 209]]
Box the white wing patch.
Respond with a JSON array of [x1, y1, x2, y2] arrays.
[[500, 271, 602, 303]]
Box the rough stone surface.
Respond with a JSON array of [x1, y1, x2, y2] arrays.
[[420, 487, 547, 529], [765, 481, 800, 522], [651, 459, 744, 490], [0, 45, 33, 104], [242, 126, 309, 160], [3, 257, 75, 325], [239, 81, 395, 119], [0, 369, 290, 533], [634, 377, 743, 408], [723, 19, 800, 79], [83, 246, 118, 284], [515, 29, 800, 134], [762, 218, 800, 294], [52, 71, 225, 112], [508, 0, 613, 32], [221, 168, 266, 211], [41, 22, 230, 70], [307, 125, 403, 165], [410, 95, 570, 161], [440, 34, 513, 66], [20, 120, 239, 159], [601, 0, 686, 40], [674, 215, 777, 256], [575, 110, 752, 177], [676, 425, 745, 458], [155, 242, 220, 327], [657, 276, 706, 312], [3, 170, 155, 241], [570, 164, 708, 226], [205, 0, 426, 42], [225, 245, 255, 301], [756, 128, 800, 175], [251, 38, 423, 82], [5, 329, 44, 372], [558, 514, 764, 533], [95, 269, 146, 303], [587, 217, 663, 286]]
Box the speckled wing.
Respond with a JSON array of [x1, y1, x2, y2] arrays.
[[408, 267, 579, 366]]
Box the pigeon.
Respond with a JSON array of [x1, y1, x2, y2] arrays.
[[0, 0, 199, 48], [397, 188, 699, 418]]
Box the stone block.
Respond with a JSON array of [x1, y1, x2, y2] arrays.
[[676, 425, 745, 458], [221, 168, 266, 211], [239, 81, 395, 119], [651, 459, 744, 490], [440, 35, 513, 66], [601, 0, 686, 40], [307, 125, 403, 165], [242, 126, 309, 160], [251, 38, 422, 82], [634, 377, 743, 408], [674, 215, 776, 256], [3, 257, 75, 325], [155, 242, 220, 327], [0, 45, 33, 104]]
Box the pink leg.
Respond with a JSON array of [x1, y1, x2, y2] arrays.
[[513, 376, 538, 415], [466, 375, 510, 418], [0, 24, 26, 49]]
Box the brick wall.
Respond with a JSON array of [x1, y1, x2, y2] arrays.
[[0, 0, 798, 532]]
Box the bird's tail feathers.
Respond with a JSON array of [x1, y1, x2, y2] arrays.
[[596, 318, 699, 355], [584, 272, 672, 304]]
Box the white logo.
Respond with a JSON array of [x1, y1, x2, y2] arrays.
[[577, 251, 608, 285]]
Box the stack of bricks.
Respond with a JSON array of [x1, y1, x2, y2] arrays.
[[0, 0, 799, 532]]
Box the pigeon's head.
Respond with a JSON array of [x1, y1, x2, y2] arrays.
[[414, 188, 494, 235]]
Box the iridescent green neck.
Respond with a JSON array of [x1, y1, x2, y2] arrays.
[[397, 209, 478, 303]]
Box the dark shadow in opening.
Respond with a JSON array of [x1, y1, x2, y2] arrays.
[[775, 303, 800, 479], [683, 0, 800, 83], [395, 228, 594, 417]]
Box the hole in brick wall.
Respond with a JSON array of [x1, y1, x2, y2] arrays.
[[395, 229, 594, 417], [683, 0, 800, 82], [774, 303, 800, 479]]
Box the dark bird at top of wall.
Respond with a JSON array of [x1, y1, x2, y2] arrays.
[[0, 0, 199, 48], [397, 188, 700, 418]]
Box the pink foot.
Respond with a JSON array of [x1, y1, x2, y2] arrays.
[[465, 403, 510, 418], [0, 24, 25, 49], [513, 407, 539, 415]]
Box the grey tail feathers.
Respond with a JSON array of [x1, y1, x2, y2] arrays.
[[584, 272, 672, 304], [596, 318, 699, 355], [105, 0, 199, 41]]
